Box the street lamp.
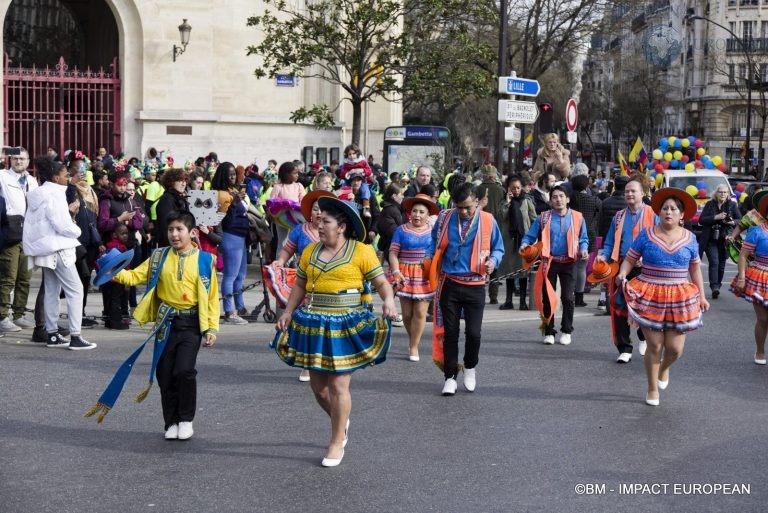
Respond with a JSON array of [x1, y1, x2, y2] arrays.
[[686, 12, 754, 175], [173, 19, 192, 62]]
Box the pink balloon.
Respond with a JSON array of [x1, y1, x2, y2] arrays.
[[661, 160, 670, 169], [698, 189, 708, 198], [681, 155, 690, 163], [694, 139, 703, 148], [717, 163, 727, 172], [736, 183, 747, 192]]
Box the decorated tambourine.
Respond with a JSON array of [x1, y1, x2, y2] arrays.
[[189, 190, 226, 227]]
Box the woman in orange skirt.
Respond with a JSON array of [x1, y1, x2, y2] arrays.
[[730, 193, 768, 365], [616, 188, 709, 406], [388, 194, 438, 361]]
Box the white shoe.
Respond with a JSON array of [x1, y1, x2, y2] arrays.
[[225, 314, 248, 325], [657, 379, 669, 390], [177, 421, 194, 440], [616, 353, 632, 364], [645, 394, 659, 406], [557, 333, 572, 345], [464, 368, 476, 392], [13, 315, 35, 329], [755, 353, 766, 365], [298, 369, 311, 382], [408, 354, 420, 362], [441, 378, 457, 396], [164, 424, 179, 440], [0, 317, 22, 332], [542, 335, 555, 345], [638, 341, 647, 356], [321, 449, 344, 467], [391, 314, 404, 327]]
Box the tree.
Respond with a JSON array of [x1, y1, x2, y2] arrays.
[[247, 0, 494, 145]]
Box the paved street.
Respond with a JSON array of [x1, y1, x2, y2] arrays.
[[1, 263, 765, 513]]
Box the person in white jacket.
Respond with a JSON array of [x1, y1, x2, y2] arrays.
[[22, 158, 95, 350]]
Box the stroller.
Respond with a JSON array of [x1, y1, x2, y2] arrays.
[[244, 239, 277, 324]]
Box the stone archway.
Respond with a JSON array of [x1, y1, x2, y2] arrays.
[[0, 0, 144, 156]]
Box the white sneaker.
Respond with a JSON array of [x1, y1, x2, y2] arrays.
[[557, 333, 572, 346], [177, 421, 194, 440], [638, 341, 647, 356], [298, 369, 311, 382], [13, 315, 35, 329], [464, 368, 476, 392], [542, 335, 555, 345], [0, 317, 22, 332], [391, 314, 404, 327], [616, 352, 632, 364], [441, 378, 457, 396], [225, 314, 248, 325], [164, 424, 179, 440]]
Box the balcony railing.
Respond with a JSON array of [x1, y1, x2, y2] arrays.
[[726, 37, 768, 53]]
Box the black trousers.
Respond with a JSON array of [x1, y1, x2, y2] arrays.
[[705, 239, 727, 291], [542, 261, 575, 335], [157, 318, 202, 429], [439, 279, 485, 379], [611, 265, 645, 354], [101, 281, 127, 326]]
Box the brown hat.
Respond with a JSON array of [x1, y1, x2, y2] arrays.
[[402, 194, 439, 216], [521, 241, 543, 270], [651, 188, 698, 221], [300, 190, 335, 221], [586, 260, 619, 284]]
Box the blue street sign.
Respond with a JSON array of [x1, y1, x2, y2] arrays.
[[498, 76, 540, 97], [275, 74, 297, 87]]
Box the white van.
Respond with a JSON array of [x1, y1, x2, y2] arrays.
[[661, 170, 733, 224]]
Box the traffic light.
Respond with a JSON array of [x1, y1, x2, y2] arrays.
[[539, 102, 554, 133]]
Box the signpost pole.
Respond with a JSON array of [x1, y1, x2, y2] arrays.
[[495, 0, 508, 175]]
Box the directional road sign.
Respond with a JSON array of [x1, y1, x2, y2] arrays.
[[498, 76, 541, 97], [497, 100, 539, 124], [504, 126, 521, 142]]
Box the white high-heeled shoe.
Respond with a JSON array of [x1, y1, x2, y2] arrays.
[[645, 394, 659, 407], [321, 450, 344, 467]]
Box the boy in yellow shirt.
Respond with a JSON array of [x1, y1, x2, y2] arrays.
[[86, 210, 219, 440]]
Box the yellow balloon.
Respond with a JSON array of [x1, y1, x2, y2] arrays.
[[741, 194, 747, 203], [653, 149, 663, 160], [681, 139, 690, 148], [664, 152, 673, 161], [673, 151, 683, 160], [697, 148, 706, 156], [668, 136, 677, 146], [685, 163, 695, 172], [712, 156, 722, 166], [655, 175, 663, 188], [685, 185, 698, 196]]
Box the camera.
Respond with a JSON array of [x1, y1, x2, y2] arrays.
[[2, 146, 21, 156]]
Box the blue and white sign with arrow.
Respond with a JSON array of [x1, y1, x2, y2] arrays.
[[498, 76, 540, 97]]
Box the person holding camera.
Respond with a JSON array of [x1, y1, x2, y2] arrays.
[[699, 184, 741, 299], [0, 147, 38, 332]]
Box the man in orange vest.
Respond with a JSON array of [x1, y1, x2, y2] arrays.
[[429, 180, 505, 396], [597, 178, 658, 363], [520, 185, 588, 345]]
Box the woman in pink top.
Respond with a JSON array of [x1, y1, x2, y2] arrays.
[[271, 161, 306, 250]]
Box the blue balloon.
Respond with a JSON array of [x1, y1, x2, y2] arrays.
[[659, 138, 669, 148], [696, 181, 707, 189], [705, 160, 715, 169], [670, 159, 680, 168], [687, 136, 696, 145], [673, 138, 683, 148]]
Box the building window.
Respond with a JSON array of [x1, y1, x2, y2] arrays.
[[743, 21, 755, 41], [762, 21, 768, 38], [761, 63, 768, 82], [729, 64, 736, 84], [739, 63, 747, 81]]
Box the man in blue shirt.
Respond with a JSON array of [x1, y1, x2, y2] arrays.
[[520, 186, 588, 346], [429, 181, 504, 396]]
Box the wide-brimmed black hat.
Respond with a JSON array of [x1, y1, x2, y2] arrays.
[[317, 196, 366, 242]]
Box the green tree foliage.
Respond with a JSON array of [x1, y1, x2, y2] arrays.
[[247, 0, 495, 144]]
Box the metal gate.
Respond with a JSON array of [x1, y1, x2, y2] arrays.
[[3, 55, 121, 159]]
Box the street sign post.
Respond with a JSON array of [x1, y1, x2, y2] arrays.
[[498, 76, 541, 97], [497, 100, 539, 123], [566, 98, 578, 132], [504, 126, 521, 142]]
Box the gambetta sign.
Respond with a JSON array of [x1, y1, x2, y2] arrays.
[[385, 126, 450, 140]]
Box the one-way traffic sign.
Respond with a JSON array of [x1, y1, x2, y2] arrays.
[[497, 100, 539, 124]]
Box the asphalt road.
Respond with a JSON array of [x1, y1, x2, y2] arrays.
[[1, 263, 765, 513]]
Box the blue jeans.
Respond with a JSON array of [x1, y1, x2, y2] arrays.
[[220, 232, 247, 313]]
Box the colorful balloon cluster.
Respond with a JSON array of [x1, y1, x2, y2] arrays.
[[732, 182, 750, 204], [648, 135, 727, 194]]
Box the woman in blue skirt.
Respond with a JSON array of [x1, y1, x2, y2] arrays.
[[272, 196, 397, 467]]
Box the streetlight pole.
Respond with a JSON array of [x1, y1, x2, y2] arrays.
[[495, 0, 508, 174], [686, 13, 754, 175]]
